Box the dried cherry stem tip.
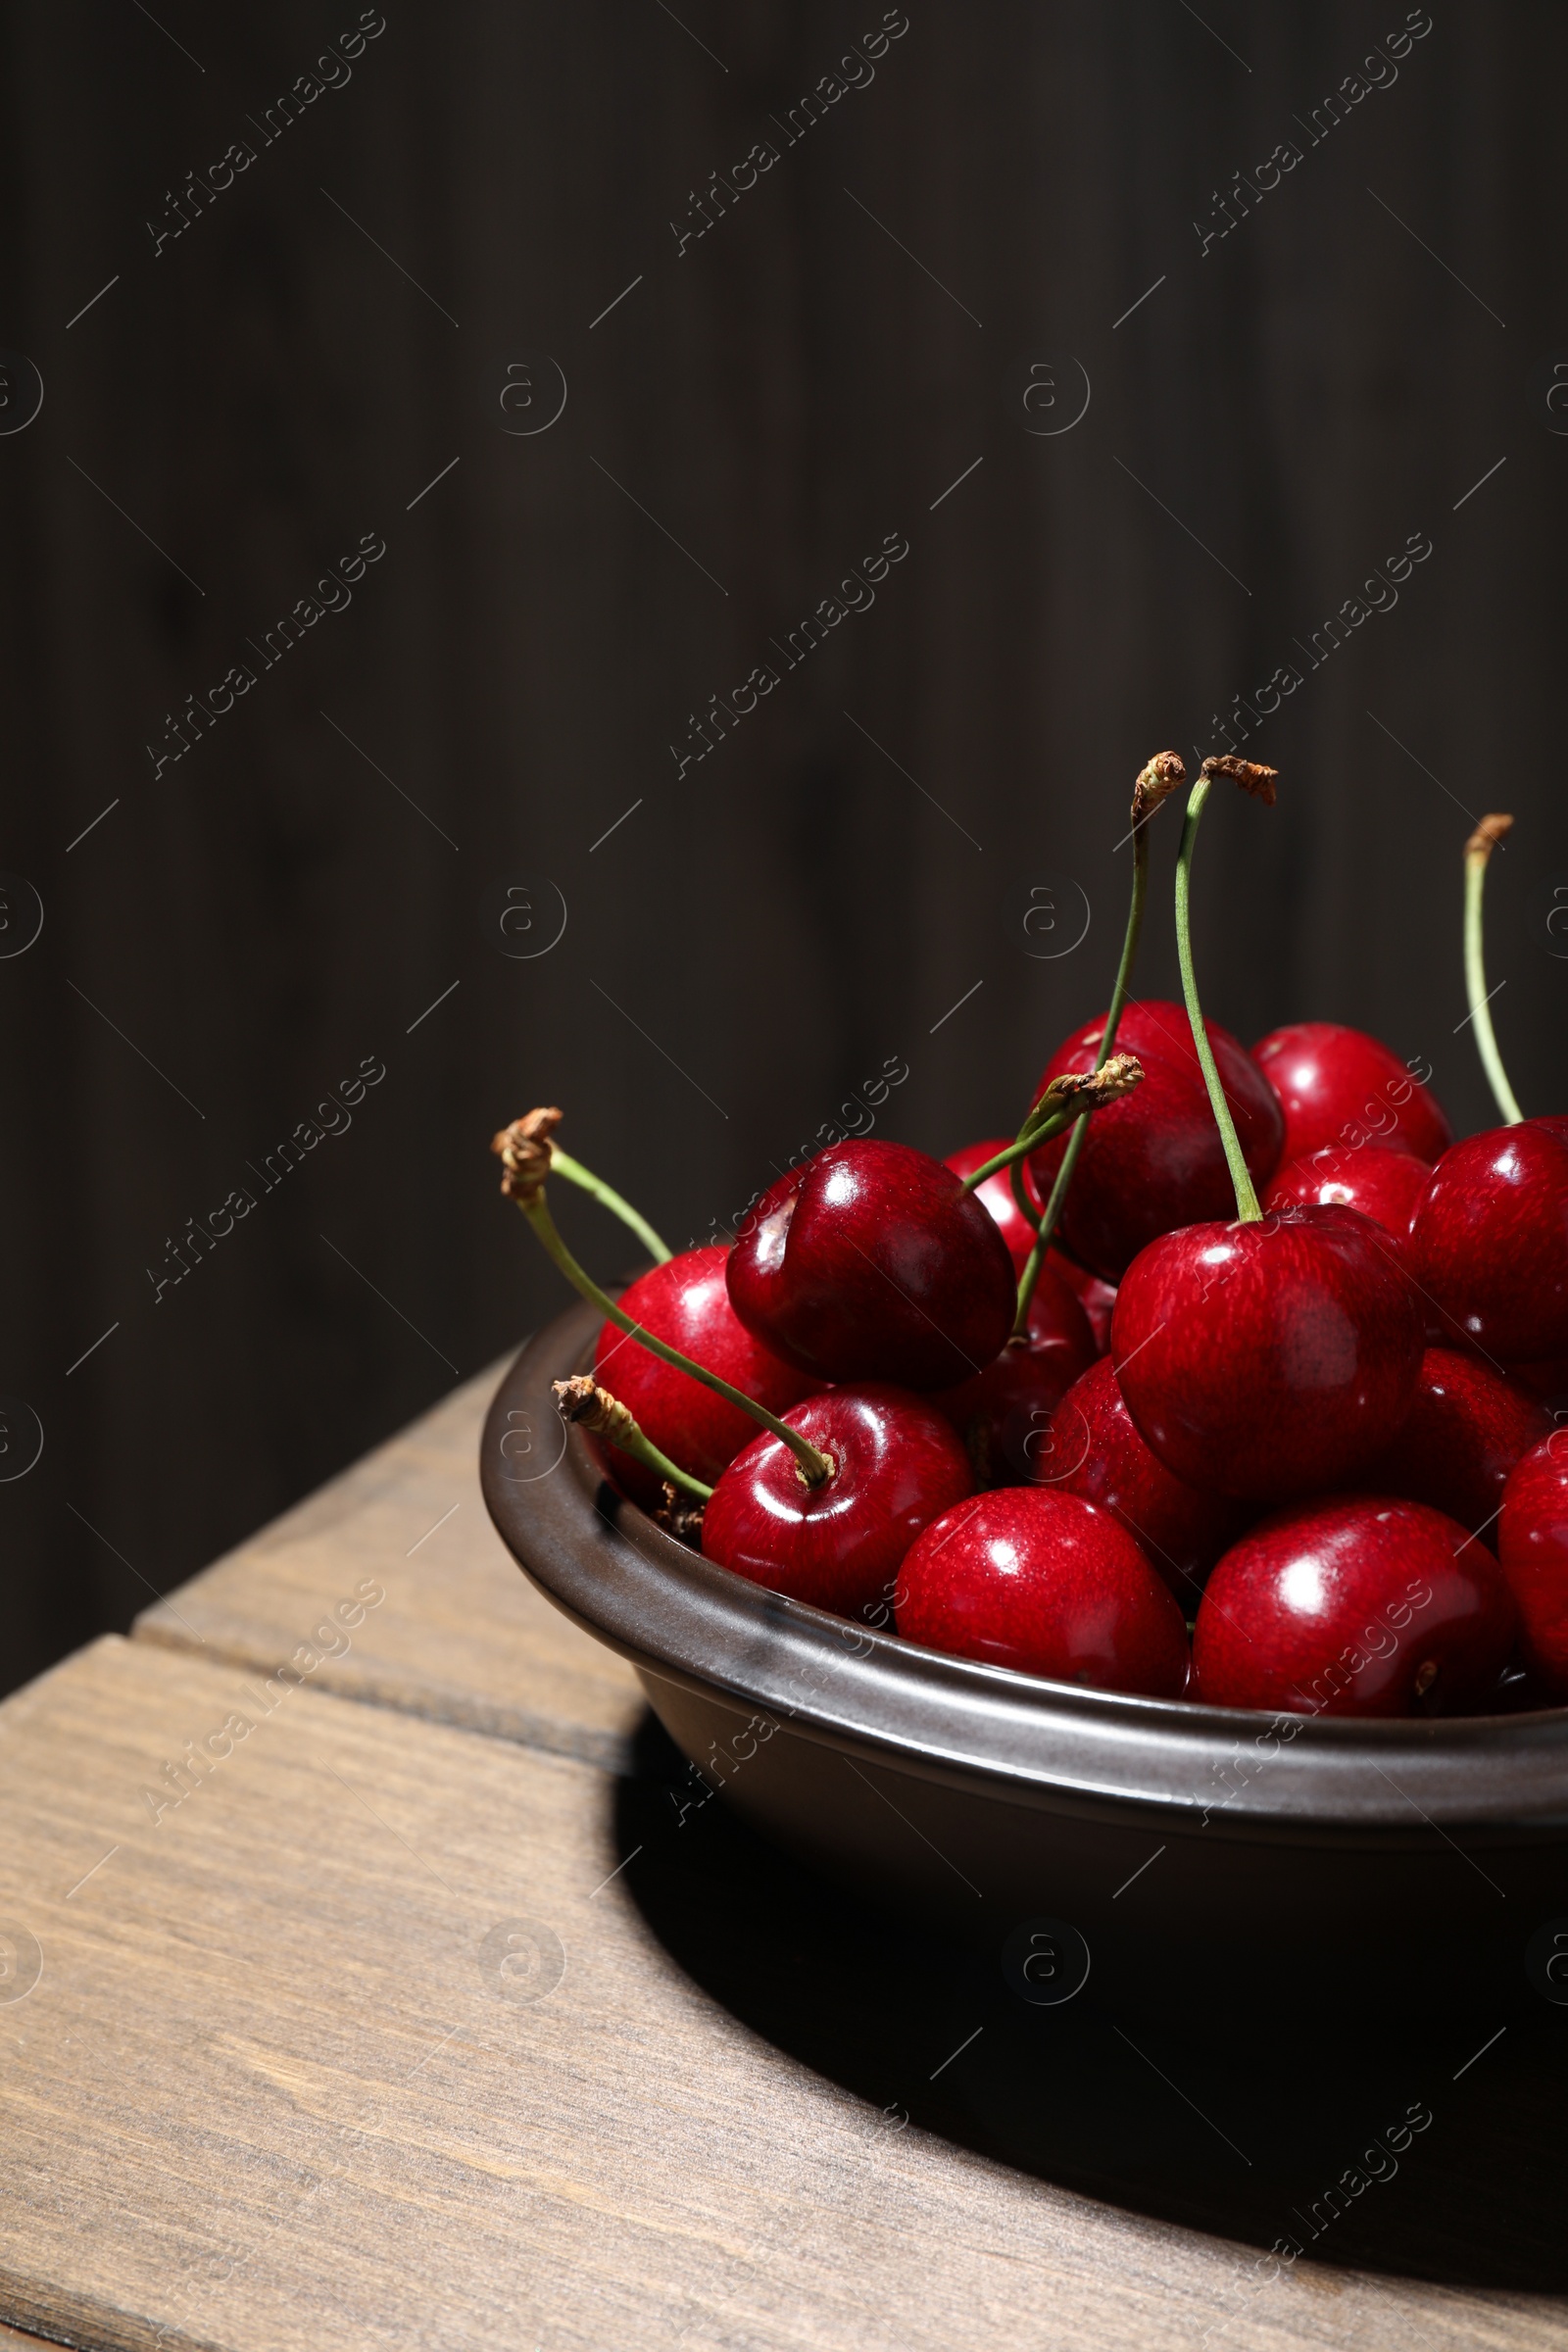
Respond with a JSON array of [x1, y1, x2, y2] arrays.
[[1463, 812, 1523, 1126], [1132, 748, 1188, 827], [492, 1116, 833, 1488], [1174, 757, 1280, 1226], [961, 1057, 1146, 1192], [492, 1106, 561, 1206], [553, 1375, 713, 1501]]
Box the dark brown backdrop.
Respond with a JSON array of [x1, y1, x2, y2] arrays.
[[2, 0, 1563, 1693]]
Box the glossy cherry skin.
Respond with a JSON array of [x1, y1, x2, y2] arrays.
[[1357, 1348, 1550, 1540], [943, 1140, 1116, 1348], [728, 1140, 1015, 1390], [1112, 1203, 1424, 1502], [1405, 1123, 1568, 1362], [895, 1487, 1190, 1695], [1027, 1002, 1285, 1282], [593, 1248, 819, 1504], [1498, 1437, 1568, 1697], [1194, 1494, 1517, 1716], [1264, 1140, 1441, 1337], [1263, 1142, 1429, 1239], [1251, 1022, 1452, 1165], [702, 1385, 972, 1620], [932, 1272, 1098, 1487], [1045, 1355, 1248, 1607]]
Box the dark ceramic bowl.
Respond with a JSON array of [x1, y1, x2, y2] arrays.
[[482, 1303, 1568, 2015]]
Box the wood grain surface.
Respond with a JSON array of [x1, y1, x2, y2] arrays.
[[131, 1361, 644, 1770], [2, 1633, 1566, 2352]]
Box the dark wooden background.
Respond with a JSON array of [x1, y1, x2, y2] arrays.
[[1, 0, 1564, 1693]]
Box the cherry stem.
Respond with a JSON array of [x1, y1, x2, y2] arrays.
[[553, 1377, 713, 1501], [960, 1100, 1095, 1191], [1010, 803, 1154, 1336], [547, 1145, 674, 1263], [1175, 775, 1262, 1222], [1007, 1157, 1041, 1237], [517, 1193, 834, 1487], [1464, 814, 1524, 1125]]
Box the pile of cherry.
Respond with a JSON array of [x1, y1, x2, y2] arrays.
[[493, 758, 1568, 1720]]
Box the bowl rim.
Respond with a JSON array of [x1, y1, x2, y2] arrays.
[[480, 1301, 1568, 1836]]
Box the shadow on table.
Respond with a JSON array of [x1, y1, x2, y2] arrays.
[[612, 1709, 1568, 2292]]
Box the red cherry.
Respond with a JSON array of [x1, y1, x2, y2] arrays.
[[727, 1139, 1014, 1389], [1251, 1022, 1453, 1165], [1194, 1494, 1516, 1716], [945, 1138, 1116, 1349], [1112, 1202, 1424, 1501], [1027, 1001, 1284, 1282], [1263, 1142, 1430, 1237], [1265, 1142, 1450, 1342], [1357, 1348, 1550, 1540], [592, 1247, 819, 1502], [1046, 1354, 1248, 1605], [1498, 1436, 1568, 1697], [1406, 1123, 1568, 1362], [932, 1271, 1097, 1486], [895, 1487, 1190, 1695], [701, 1385, 972, 1619]]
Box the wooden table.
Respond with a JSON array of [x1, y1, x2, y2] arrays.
[[3, 1362, 1567, 2352]]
